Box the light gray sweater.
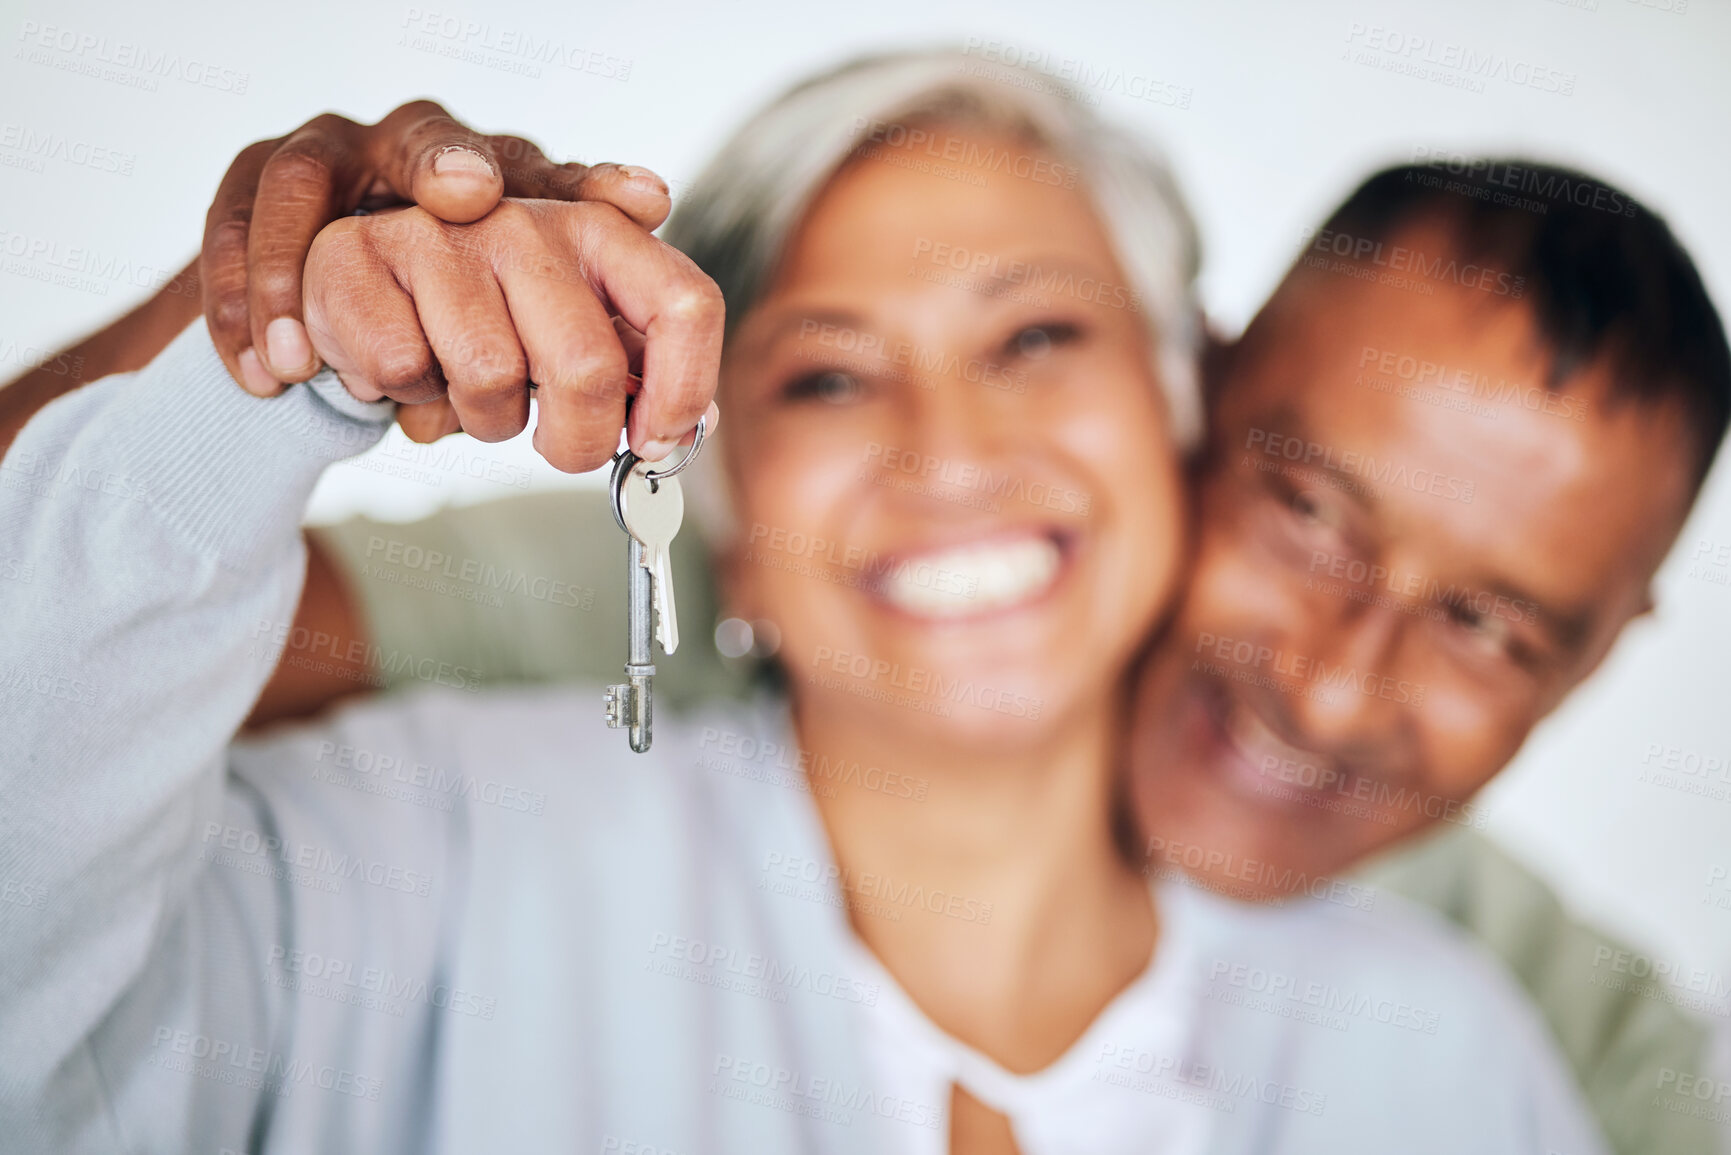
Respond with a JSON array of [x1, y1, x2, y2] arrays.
[[0, 323, 1609, 1154]]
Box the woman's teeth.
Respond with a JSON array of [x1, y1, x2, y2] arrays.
[[879, 535, 1062, 619]]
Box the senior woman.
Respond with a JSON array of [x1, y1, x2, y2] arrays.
[[0, 51, 1600, 1154]]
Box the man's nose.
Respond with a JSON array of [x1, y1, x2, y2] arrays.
[[1275, 596, 1412, 750]]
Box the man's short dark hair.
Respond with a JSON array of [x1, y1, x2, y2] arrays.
[[1315, 160, 1730, 485]]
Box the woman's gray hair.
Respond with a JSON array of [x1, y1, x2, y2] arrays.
[[662, 47, 1203, 544]]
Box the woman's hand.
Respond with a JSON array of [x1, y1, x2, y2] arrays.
[[302, 199, 722, 471], [202, 100, 675, 399]]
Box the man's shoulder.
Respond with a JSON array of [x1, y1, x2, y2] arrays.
[[1358, 825, 1719, 1154]]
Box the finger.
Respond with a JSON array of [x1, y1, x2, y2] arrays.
[[372, 100, 505, 226], [247, 115, 366, 382], [491, 231, 632, 474], [397, 397, 463, 443], [405, 265, 530, 443], [547, 204, 723, 460], [303, 217, 445, 404], [611, 315, 647, 378], [487, 136, 671, 231], [202, 137, 284, 395]]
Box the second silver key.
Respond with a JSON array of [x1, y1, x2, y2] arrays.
[[618, 463, 684, 655]]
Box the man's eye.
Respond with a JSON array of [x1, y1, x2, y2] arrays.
[[1289, 489, 1346, 532], [783, 370, 862, 404], [1006, 322, 1081, 360], [1448, 602, 1513, 652]]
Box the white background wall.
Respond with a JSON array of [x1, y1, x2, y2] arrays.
[[4, 0, 1727, 1010]]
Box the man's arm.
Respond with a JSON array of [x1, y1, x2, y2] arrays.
[[0, 259, 202, 451]]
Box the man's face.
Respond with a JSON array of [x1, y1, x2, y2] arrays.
[[1131, 237, 1697, 898]]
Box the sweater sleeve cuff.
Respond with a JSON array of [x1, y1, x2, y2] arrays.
[[104, 320, 398, 569]]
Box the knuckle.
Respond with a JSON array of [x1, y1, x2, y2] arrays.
[[262, 144, 337, 193], [205, 290, 250, 340], [203, 216, 250, 260], [558, 350, 630, 399], [370, 339, 440, 396], [248, 262, 302, 309], [662, 279, 725, 327], [539, 436, 614, 475]]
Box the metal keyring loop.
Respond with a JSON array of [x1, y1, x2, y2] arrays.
[[643, 415, 707, 485]]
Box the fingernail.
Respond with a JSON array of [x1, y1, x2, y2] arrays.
[[618, 165, 668, 195], [703, 400, 721, 434], [433, 146, 494, 179], [640, 438, 678, 463], [238, 347, 280, 397], [264, 317, 314, 377]]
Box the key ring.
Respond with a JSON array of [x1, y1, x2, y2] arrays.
[[642, 415, 707, 487]]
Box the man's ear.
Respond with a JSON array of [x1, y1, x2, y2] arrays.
[[1563, 587, 1658, 702]]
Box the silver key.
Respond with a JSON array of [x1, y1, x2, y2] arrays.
[[603, 419, 705, 753], [620, 460, 684, 655]]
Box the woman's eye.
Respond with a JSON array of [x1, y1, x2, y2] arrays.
[[783, 370, 862, 404], [1006, 322, 1081, 360]]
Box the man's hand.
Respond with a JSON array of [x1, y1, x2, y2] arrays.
[[304, 200, 722, 471], [202, 100, 674, 398]]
